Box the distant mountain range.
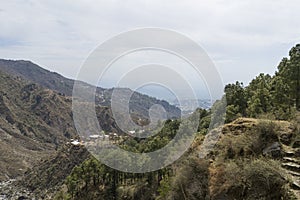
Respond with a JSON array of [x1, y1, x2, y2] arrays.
[[0, 59, 181, 119], [171, 99, 213, 113], [0, 59, 181, 181]]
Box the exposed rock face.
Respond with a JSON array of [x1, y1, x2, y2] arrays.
[[207, 118, 299, 199], [281, 144, 300, 199], [0, 70, 122, 181], [0, 144, 90, 200], [263, 142, 282, 158], [0, 59, 182, 199]]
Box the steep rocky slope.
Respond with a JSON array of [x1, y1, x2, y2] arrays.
[[0, 58, 181, 194], [6, 117, 297, 200], [0, 72, 68, 181], [206, 118, 300, 199], [0, 143, 90, 199], [0, 70, 120, 181], [0, 59, 77, 96]]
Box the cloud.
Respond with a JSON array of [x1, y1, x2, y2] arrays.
[[0, 0, 300, 95]]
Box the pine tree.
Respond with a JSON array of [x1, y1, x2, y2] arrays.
[[288, 45, 300, 110], [277, 45, 300, 111], [224, 81, 247, 122], [246, 74, 272, 117], [270, 75, 292, 119]]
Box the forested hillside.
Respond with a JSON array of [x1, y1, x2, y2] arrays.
[[224, 44, 300, 122], [48, 44, 300, 199], [0, 45, 299, 199]]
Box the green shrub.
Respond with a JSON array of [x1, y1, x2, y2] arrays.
[[211, 158, 290, 200], [166, 157, 210, 200]]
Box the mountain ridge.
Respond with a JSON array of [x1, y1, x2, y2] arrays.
[[0, 59, 181, 120], [0, 69, 120, 181], [0, 59, 180, 182]]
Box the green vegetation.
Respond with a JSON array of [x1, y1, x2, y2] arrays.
[[51, 44, 300, 200], [1, 44, 300, 199], [55, 119, 299, 199], [55, 120, 180, 200], [120, 119, 180, 153], [55, 156, 172, 200], [210, 158, 290, 200], [224, 44, 300, 122]]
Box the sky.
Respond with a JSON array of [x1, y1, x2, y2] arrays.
[[0, 0, 300, 100]]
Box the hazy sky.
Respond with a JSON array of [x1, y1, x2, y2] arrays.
[[1, 0, 300, 99]]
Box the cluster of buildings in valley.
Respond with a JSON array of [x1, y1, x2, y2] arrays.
[[68, 132, 120, 146], [68, 129, 146, 147]]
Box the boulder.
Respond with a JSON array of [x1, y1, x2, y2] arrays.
[[263, 142, 282, 158]]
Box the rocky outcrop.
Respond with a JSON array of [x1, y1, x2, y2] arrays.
[[263, 142, 282, 158], [282, 145, 300, 199], [0, 144, 90, 199]]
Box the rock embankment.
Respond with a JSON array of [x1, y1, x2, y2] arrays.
[[282, 145, 300, 199]]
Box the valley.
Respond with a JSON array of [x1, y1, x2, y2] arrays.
[[0, 44, 299, 199]]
